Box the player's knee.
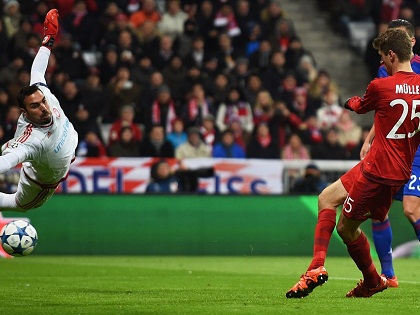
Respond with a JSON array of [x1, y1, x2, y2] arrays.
[[336, 221, 358, 243], [403, 206, 420, 223]]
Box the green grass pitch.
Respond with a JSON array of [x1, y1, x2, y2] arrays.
[[0, 256, 419, 314]]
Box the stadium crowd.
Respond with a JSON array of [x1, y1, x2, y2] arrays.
[[0, 0, 415, 170]]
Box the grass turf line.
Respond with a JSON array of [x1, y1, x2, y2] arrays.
[[0, 256, 419, 314]]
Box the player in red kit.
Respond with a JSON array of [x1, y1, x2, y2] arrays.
[[286, 28, 420, 298]]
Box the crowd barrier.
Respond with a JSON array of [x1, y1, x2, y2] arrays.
[[55, 157, 359, 194]]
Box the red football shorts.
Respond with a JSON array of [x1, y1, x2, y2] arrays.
[[340, 162, 401, 222]]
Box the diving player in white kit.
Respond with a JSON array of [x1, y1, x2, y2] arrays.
[[0, 9, 78, 212]]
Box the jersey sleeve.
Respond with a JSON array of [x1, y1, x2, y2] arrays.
[[0, 137, 42, 173], [353, 80, 379, 114], [30, 46, 51, 86]]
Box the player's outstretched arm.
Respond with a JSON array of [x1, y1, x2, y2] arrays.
[[30, 9, 59, 86], [360, 125, 375, 160]]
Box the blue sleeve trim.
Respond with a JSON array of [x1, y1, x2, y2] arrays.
[[34, 82, 48, 88]]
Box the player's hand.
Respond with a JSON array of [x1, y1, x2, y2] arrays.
[[44, 9, 59, 37], [343, 96, 361, 111], [42, 9, 59, 49], [360, 141, 370, 160]]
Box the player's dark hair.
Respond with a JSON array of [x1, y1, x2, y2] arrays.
[[388, 19, 415, 38], [16, 84, 41, 109], [373, 28, 412, 62]]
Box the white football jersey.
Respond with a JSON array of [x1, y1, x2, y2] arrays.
[[2, 85, 78, 185]]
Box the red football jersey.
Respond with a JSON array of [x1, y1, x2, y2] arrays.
[[350, 71, 420, 184]]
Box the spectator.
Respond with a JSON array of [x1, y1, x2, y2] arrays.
[[212, 128, 246, 158], [269, 100, 305, 149], [115, 29, 141, 68], [252, 90, 275, 126], [76, 130, 107, 158], [243, 73, 263, 105], [53, 33, 89, 81], [105, 66, 142, 123], [245, 22, 263, 58], [108, 104, 143, 146], [308, 69, 339, 110], [290, 163, 328, 194], [138, 70, 165, 126], [209, 72, 230, 109], [214, 4, 241, 40], [261, 50, 287, 98], [61, 0, 98, 50], [108, 126, 141, 157], [129, 0, 161, 30], [228, 117, 247, 150], [0, 87, 12, 121], [335, 110, 362, 152], [215, 32, 240, 73], [145, 159, 181, 193], [0, 55, 25, 86], [167, 118, 187, 150], [162, 54, 187, 104], [216, 86, 254, 139], [79, 71, 107, 123], [8, 69, 30, 106], [270, 17, 296, 52], [200, 114, 218, 150], [135, 20, 161, 57], [285, 36, 315, 72], [229, 57, 251, 92], [2, 0, 22, 39], [311, 127, 348, 160], [281, 132, 311, 182], [145, 159, 214, 193], [175, 126, 211, 159], [247, 122, 280, 159], [296, 54, 319, 87], [281, 132, 311, 160], [2, 105, 20, 140], [248, 39, 272, 72], [100, 12, 131, 50], [260, 0, 285, 35], [26, 1, 48, 38], [196, 1, 218, 55], [148, 84, 178, 134], [299, 114, 323, 150], [234, 0, 257, 53], [183, 35, 208, 69], [182, 83, 215, 128], [8, 18, 33, 57], [131, 54, 155, 87], [72, 102, 102, 145], [14, 33, 40, 71], [290, 86, 312, 120], [98, 44, 120, 86], [140, 124, 174, 158], [316, 88, 343, 131], [179, 65, 205, 104], [151, 34, 176, 71], [158, 0, 188, 41]]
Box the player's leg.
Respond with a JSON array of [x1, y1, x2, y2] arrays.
[[337, 212, 388, 297], [285, 178, 347, 298], [371, 215, 396, 284], [0, 170, 54, 212], [403, 195, 420, 240]]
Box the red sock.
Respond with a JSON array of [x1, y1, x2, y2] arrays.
[[346, 232, 381, 287], [308, 208, 336, 271]]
